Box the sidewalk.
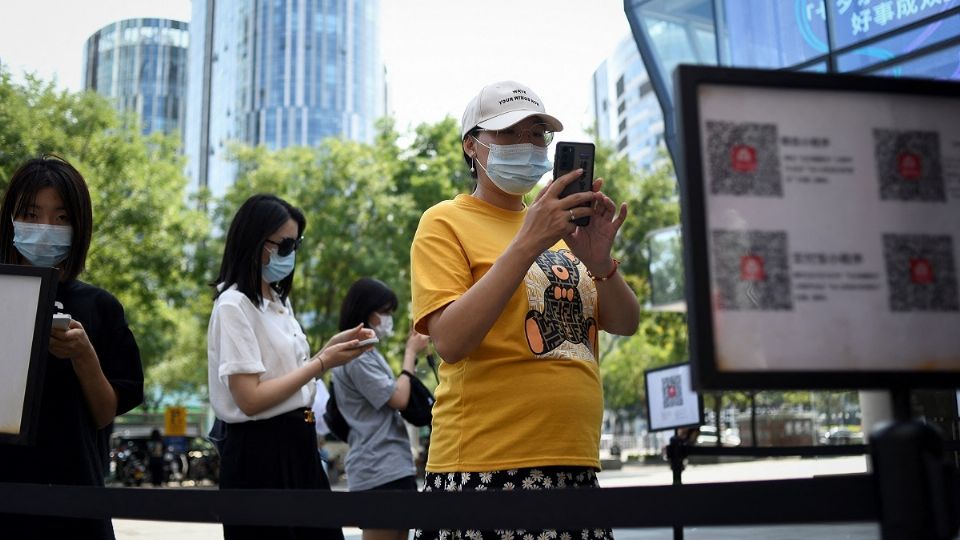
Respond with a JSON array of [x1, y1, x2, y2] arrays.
[[113, 456, 880, 540]]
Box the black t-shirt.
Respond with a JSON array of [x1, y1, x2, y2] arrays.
[[0, 279, 144, 539]]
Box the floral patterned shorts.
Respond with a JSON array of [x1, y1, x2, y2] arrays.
[[414, 466, 614, 540]]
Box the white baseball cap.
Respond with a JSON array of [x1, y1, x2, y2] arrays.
[[460, 80, 563, 140]]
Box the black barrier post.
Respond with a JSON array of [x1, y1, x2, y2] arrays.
[[667, 434, 687, 540], [871, 389, 960, 540]]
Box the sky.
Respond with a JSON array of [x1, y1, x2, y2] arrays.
[[0, 0, 633, 143]]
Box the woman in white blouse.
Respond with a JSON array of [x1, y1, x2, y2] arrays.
[[208, 194, 374, 540]]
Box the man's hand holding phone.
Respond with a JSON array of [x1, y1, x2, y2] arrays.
[[554, 142, 595, 227], [516, 169, 598, 258]]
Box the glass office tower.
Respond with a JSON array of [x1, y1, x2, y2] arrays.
[[82, 18, 189, 136], [185, 0, 384, 197], [592, 35, 667, 173], [624, 0, 960, 165]]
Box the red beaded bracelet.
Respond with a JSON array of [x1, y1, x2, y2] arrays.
[[587, 259, 620, 282]]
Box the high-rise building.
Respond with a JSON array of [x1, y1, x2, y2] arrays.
[[624, 0, 960, 166], [592, 35, 666, 173], [185, 0, 384, 197], [82, 18, 189, 136]]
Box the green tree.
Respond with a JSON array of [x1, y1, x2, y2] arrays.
[[590, 145, 688, 415], [0, 68, 210, 405], [212, 117, 469, 370]]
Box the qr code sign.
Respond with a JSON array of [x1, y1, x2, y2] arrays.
[[712, 230, 793, 311], [706, 121, 782, 197], [662, 375, 683, 408], [883, 234, 959, 312], [874, 130, 945, 202]]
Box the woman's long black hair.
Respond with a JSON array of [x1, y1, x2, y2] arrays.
[[338, 278, 398, 331], [213, 194, 305, 306], [0, 154, 93, 282]]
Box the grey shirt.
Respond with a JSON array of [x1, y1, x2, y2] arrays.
[[331, 348, 416, 490]]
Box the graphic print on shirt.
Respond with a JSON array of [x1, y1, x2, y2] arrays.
[[524, 249, 598, 359]]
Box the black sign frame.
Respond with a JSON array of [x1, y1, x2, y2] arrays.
[[0, 264, 58, 445]]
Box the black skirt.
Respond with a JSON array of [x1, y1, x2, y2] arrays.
[[220, 409, 343, 540]]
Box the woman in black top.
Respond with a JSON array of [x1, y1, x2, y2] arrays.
[[0, 155, 144, 539]]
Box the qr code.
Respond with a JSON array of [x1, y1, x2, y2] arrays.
[[874, 130, 945, 202], [662, 375, 683, 408], [712, 230, 793, 311], [883, 233, 959, 311], [706, 121, 782, 197]]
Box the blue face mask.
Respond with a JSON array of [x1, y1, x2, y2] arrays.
[[12, 219, 73, 268], [474, 139, 552, 195], [262, 249, 296, 283]]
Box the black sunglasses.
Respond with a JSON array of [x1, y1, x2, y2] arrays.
[[265, 236, 302, 257]]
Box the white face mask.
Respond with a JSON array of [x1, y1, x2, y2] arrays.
[[372, 313, 394, 338], [12, 219, 73, 267], [473, 138, 552, 195]]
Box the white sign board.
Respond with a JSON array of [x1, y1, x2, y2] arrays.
[[0, 274, 44, 436], [645, 363, 702, 432], [678, 65, 960, 388]]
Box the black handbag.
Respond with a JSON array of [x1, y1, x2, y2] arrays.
[[399, 369, 435, 427], [207, 418, 228, 456], [323, 381, 352, 442]]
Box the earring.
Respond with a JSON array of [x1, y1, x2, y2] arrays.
[[470, 157, 475, 173]]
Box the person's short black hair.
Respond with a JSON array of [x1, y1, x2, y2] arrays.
[[338, 277, 398, 331], [0, 154, 93, 282], [213, 194, 306, 306]]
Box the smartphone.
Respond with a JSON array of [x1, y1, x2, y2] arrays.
[[554, 141, 595, 227], [352, 337, 380, 348], [52, 313, 72, 330]]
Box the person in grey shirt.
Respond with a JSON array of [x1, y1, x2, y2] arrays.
[[332, 278, 430, 540]]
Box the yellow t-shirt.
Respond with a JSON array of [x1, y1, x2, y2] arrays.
[[411, 194, 603, 472]]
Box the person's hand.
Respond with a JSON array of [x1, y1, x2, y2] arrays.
[[514, 169, 600, 258], [49, 320, 96, 361], [324, 324, 375, 349], [405, 331, 430, 356], [564, 178, 628, 277], [314, 339, 373, 374]]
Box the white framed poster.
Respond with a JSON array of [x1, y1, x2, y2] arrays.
[[676, 65, 960, 389], [645, 363, 703, 432], [0, 264, 58, 445]]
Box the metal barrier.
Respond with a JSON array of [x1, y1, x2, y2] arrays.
[[1, 430, 957, 538], [0, 475, 881, 529], [663, 428, 960, 540]]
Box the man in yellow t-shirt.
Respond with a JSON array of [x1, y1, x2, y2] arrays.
[[413, 193, 603, 472], [411, 80, 640, 540]]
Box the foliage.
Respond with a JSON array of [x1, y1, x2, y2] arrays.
[[1, 66, 693, 414], [216, 117, 467, 364], [0, 68, 209, 406], [590, 144, 687, 414]]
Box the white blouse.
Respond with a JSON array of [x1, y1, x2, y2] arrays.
[[207, 286, 315, 423]]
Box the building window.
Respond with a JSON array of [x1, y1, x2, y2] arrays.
[[617, 100, 626, 115], [616, 75, 625, 97], [640, 80, 652, 97], [617, 135, 628, 151], [618, 118, 627, 134]]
